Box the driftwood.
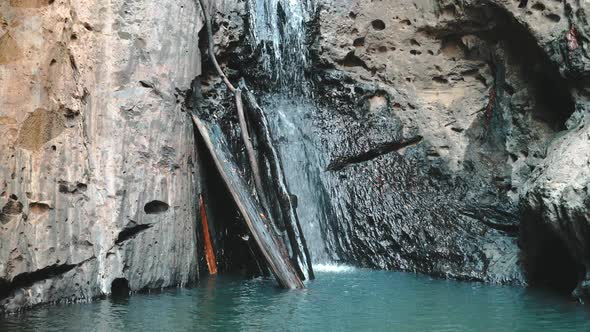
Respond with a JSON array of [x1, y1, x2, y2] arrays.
[[192, 115, 305, 289], [197, 0, 235, 92], [197, 0, 267, 208], [195, 0, 312, 287], [235, 89, 269, 207]]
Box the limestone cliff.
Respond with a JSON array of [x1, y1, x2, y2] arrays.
[[0, 0, 203, 312]]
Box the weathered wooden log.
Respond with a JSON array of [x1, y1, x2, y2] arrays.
[[197, 0, 269, 210], [195, 0, 312, 286], [235, 89, 269, 208], [192, 115, 305, 289], [241, 84, 315, 281]]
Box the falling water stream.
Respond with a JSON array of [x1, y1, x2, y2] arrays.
[[247, 0, 335, 264]]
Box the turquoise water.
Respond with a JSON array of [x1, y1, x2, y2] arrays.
[[2, 267, 590, 331]]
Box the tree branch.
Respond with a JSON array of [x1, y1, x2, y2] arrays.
[[197, 0, 236, 93]]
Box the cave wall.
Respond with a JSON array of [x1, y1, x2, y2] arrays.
[[0, 0, 204, 312]]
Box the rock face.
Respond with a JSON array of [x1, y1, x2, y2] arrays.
[[308, 0, 590, 294], [208, 0, 589, 294], [0, 0, 203, 312]]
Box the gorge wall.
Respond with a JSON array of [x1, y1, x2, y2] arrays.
[[1, 0, 590, 313], [306, 0, 590, 294], [0, 0, 203, 312]]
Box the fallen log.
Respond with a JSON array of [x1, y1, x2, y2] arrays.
[[192, 114, 305, 289], [195, 0, 311, 287], [235, 89, 269, 208], [196, 0, 271, 210]]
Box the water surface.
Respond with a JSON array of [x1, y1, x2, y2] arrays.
[[2, 267, 589, 331]]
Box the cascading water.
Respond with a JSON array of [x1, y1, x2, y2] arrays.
[[247, 0, 313, 89], [262, 96, 333, 264], [246, 0, 336, 265]]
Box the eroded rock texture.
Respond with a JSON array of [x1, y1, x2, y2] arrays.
[[204, 0, 590, 294], [311, 0, 590, 294], [0, 0, 203, 312]]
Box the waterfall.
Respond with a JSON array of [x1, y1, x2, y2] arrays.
[[247, 0, 313, 89], [246, 0, 335, 265], [263, 96, 333, 264]]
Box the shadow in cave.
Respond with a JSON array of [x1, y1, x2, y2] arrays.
[[110, 278, 131, 305], [490, 3, 575, 130], [520, 211, 584, 295], [195, 128, 269, 279], [455, 3, 577, 211]]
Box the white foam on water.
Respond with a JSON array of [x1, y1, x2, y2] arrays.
[[313, 264, 355, 273]]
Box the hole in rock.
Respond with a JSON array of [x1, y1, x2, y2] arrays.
[[144, 200, 169, 214], [496, 7, 574, 129], [432, 76, 449, 84], [545, 13, 560, 22], [353, 37, 365, 47], [531, 2, 545, 11], [111, 278, 130, 297], [2, 263, 78, 300], [76, 183, 88, 192], [29, 202, 50, 214], [338, 51, 368, 69], [0, 199, 23, 224], [115, 224, 152, 244], [371, 20, 386, 31]]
